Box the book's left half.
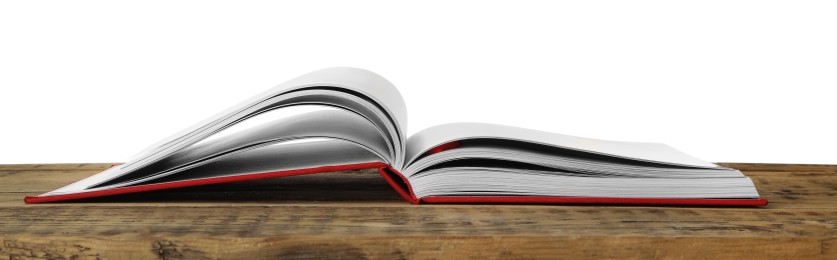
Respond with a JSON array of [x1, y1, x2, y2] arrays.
[[26, 67, 408, 203]]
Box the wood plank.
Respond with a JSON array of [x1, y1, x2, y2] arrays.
[[3, 163, 836, 258], [3, 204, 837, 237], [3, 236, 834, 259]]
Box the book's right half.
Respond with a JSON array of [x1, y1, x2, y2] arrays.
[[396, 123, 766, 206]]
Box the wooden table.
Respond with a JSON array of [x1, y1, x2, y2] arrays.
[[1, 163, 835, 259]]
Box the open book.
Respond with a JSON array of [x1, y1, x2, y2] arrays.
[[26, 68, 766, 206]]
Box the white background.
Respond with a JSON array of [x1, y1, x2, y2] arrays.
[[1, 1, 835, 164]]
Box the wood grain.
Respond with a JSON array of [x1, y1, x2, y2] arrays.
[[2, 163, 836, 259]]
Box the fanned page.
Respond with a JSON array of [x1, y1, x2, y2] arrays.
[[29, 67, 407, 200], [27, 67, 765, 206], [396, 123, 765, 205], [404, 123, 721, 169]]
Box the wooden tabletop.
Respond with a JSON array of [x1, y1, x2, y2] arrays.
[[1, 163, 835, 259]]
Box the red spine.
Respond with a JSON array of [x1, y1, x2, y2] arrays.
[[376, 166, 420, 204]]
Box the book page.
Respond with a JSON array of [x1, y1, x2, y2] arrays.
[[403, 142, 742, 178], [45, 68, 410, 195], [46, 109, 391, 195], [126, 67, 407, 171], [94, 109, 392, 189], [408, 167, 759, 199], [137, 139, 382, 185], [405, 123, 720, 169]]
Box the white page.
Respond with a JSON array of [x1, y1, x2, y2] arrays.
[[46, 68, 411, 195], [94, 108, 391, 190], [46, 109, 391, 195], [140, 139, 383, 184], [128, 67, 407, 169], [403, 146, 743, 178], [409, 167, 760, 199], [49, 139, 382, 195], [123, 88, 401, 173], [405, 122, 721, 169]]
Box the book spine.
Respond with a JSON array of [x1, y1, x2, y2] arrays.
[[377, 166, 420, 204]]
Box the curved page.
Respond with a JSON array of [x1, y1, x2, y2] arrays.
[[403, 145, 743, 178], [405, 123, 720, 169], [46, 109, 390, 195], [63, 68, 408, 194], [135, 139, 382, 185], [125, 67, 407, 173]]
